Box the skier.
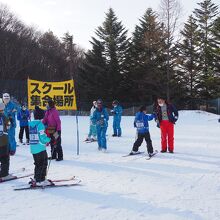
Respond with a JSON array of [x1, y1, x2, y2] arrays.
[[130, 105, 155, 157], [111, 100, 123, 137], [17, 104, 30, 144], [33, 106, 45, 120], [42, 100, 63, 161], [0, 101, 15, 181], [91, 99, 109, 152], [85, 101, 97, 142], [154, 96, 178, 153], [28, 113, 51, 186], [2, 93, 17, 155]]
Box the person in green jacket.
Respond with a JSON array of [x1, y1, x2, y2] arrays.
[[29, 115, 51, 186]]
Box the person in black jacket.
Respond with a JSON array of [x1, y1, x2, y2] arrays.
[[34, 106, 45, 120], [154, 96, 178, 153]]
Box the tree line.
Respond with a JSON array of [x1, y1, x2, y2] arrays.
[[0, 0, 219, 108]]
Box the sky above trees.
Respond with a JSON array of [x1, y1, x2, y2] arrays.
[[0, 0, 219, 49]]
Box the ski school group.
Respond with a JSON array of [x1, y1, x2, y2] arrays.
[[0, 92, 178, 189]]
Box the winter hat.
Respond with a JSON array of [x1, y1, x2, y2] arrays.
[[139, 105, 147, 112], [157, 94, 166, 100], [0, 102, 5, 111], [2, 93, 10, 100], [97, 99, 103, 105], [48, 100, 55, 108], [112, 100, 119, 105]]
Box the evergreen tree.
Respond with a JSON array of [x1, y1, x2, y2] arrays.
[[129, 8, 167, 102], [80, 8, 130, 102], [176, 15, 200, 105], [193, 0, 219, 99]]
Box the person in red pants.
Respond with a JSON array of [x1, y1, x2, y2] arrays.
[[154, 96, 178, 153]]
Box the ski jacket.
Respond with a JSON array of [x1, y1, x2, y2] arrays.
[[29, 120, 50, 154], [4, 101, 18, 128], [92, 107, 109, 128], [17, 109, 30, 127], [134, 112, 154, 134], [154, 103, 178, 124], [42, 107, 61, 131], [0, 113, 9, 156], [112, 105, 123, 121]]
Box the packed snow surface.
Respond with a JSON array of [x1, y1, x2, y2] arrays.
[[0, 110, 220, 220]]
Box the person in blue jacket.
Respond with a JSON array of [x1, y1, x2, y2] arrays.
[[91, 99, 109, 152], [28, 114, 51, 186], [2, 93, 18, 155], [111, 100, 123, 137], [130, 105, 155, 157], [17, 104, 30, 144]]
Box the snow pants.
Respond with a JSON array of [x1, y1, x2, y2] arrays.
[[0, 153, 9, 178], [33, 150, 48, 182], [132, 132, 153, 154], [49, 131, 63, 160], [96, 125, 107, 149], [88, 122, 97, 139], [160, 120, 174, 152], [19, 126, 29, 142], [113, 117, 121, 136], [8, 126, 16, 152]]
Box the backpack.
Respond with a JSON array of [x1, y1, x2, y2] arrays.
[[29, 125, 39, 145]]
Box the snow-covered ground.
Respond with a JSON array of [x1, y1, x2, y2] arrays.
[[1, 110, 220, 220]]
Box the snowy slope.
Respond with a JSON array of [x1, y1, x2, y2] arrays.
[[0, 111, 220, 220]]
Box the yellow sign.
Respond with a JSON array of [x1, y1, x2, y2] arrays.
[[28, 79, 77, 110]]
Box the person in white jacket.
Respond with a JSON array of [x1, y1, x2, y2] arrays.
[[85, 101, 97, 142]]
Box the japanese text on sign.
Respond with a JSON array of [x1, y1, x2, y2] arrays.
[[28, 79, 77, 110]]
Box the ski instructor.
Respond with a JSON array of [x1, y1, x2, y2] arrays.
[[154, 96, 178, 153]]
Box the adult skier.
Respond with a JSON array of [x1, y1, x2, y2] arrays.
[[42, 100, 63, 161], [154, 96, 178, 153], [0, 101, 15, 181], [111, 100, 123, 137], [91, 99, 109, 152], [85, 101, 97, 142], [2, 93, 17, 155], [17, 104, 30, 144]]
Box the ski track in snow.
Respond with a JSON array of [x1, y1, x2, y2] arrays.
[[0, 110, 220, 220]]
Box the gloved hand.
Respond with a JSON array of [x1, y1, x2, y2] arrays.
[[46, 142, 50, 147], [9, 150, 16, 156]]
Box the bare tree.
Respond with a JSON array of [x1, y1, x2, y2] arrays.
[[159, 0, 182, 100]]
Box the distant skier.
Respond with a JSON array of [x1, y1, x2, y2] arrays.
[[28, 113, 51, 186], [85, 101, 97, 142], [0, 101, 15, 181], [111, 100, 123, 137], [91, 99, 109, 152], [2, 93, 18, 155], [33, 106, 45, 120], [130, 105, 155, 157], [154, 96, 178, 153], [17, 104, 30, 144]]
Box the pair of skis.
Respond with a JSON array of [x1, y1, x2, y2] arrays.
[[14, 176, 81, 191], [122, 150, 158, 160]]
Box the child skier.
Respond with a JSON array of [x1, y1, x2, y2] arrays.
[[17, 104, 30, 144], [28, 114, 51, 186], [130, 105, 155, 157], [91, 99, 109, 152], [85, 101, 97, 142], [0, 101, 15, 181]]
